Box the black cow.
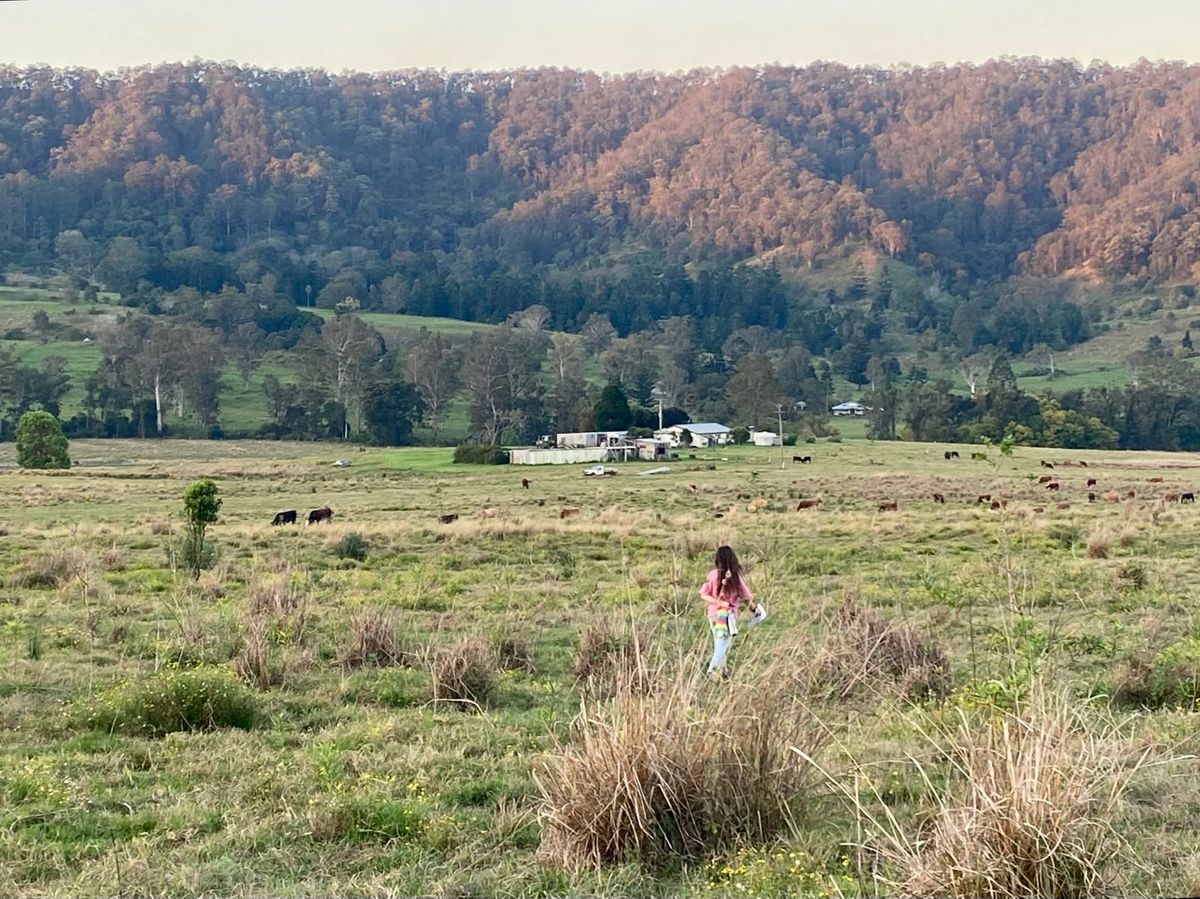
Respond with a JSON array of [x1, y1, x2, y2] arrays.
[[437, 513, 459, 524], [307, 506, 334, 525], [793, 455, 812, 464], [1183, 493, 1196, 504], [271, 509, 297, 526], [944, 451, 960, 460]]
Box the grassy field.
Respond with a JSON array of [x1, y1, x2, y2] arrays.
[[4, 437, 1200, 896]]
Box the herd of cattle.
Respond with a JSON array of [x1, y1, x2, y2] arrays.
[[791, 451, 1199, 514], [262, 449, 1200, 526]]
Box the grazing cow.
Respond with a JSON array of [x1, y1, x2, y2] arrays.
[[1038, 475, 1053, 484], [971, 452, 987, 461], [686, 484, 698, 493], [1103, 492, 1121, 503], [560, 508, 580, 519], [1126, 490, 1137, 500], [521, 478, 530, 489], [950, 451, 960, 459], [537, 498, 546, 507], [793, 455, 812, 464], [1057, 502, 1071, 510], [1088, 493, 1097, 503], [1087, 478, 1097, 487], [1182, 492, 1196, 503], [437, 513, 459, 525], [1040, 460, 1054, 469], [306, 507, 333, 525], [1149, 476, 1164, 483], [1165, 493, 1181, 503], [932, 493, 946, 504], [1032, 506, 1044, 513], [878, 501, 898, 512], [977, 494, 992, 504], [796, 499, 821, 510], [271, 509, 297, 526], [1079, 460, 1088, 467], [990, 499, 1007, 510], [480, 507, 498, 518], [1045, 482, 1061, 491]]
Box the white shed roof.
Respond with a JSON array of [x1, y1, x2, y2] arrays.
[[662, 422, 730, 435]]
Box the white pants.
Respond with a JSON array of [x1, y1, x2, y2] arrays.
[[707, 612, 762, 674]]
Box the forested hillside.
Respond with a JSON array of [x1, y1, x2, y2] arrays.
[[5, 60, 1200, 451]]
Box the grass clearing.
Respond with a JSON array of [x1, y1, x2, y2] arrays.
[[2, 437, 1200, 895]]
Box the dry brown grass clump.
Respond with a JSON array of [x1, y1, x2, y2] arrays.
[[843, 690, 1154, 899], [341, 608, 406, 669], [494, 634, 536, 672], [816, 597, 951, 700], [430, 637, 497, 710], [233, 568, 311, 689], [572, 619, 652, 698], [8, 546, 96, 590], [536, 645, 825, 869]]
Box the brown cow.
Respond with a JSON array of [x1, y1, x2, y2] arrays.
[[932, 493, 946, 504], [1045, 482, 1061, 491], [559, 508, 580, 519], [1040, 460, 1055, 469], [1057, 502, 1071, 510], [1032, 506, 1044, 513], [990, 499, 1007, 510], [1149, 476, 1164, 483], [1126, 490, 1137, 500], [1103, 492, 1121, 503], [1165, 493, 1181, 503], [437, 513, 459, 524], [796, 499, 821, 510], [306, 507, 333, 525], [1038, 475, 1053, 484], [1079, 460, 1088, 467], [1087, 478, 1097, 487], [878, 501, 898, 512], [1088, 492, 1097, 503], [977, 494, 992, 504], [521, 478, 530, 489]]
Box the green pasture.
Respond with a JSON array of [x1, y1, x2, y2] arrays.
[[3, 438, 1200, 895]]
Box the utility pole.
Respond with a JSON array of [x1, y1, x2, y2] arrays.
[[658, 396, 663, 432], [776, 404, 785, 470]]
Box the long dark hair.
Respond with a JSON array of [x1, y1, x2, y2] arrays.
[[714, 545, 742, 595]]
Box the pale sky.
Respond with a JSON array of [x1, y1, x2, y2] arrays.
[[2, 0, 1197, 73]]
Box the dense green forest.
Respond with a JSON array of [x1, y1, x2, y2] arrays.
[[4, 60, 1200, 450]]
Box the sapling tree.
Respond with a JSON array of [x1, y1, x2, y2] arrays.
[[182, 478, 221, 579]]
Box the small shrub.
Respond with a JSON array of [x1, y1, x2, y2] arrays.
[[307, 795, 425, 843], [1115, 561, 1148, 592], [453, 444, 509, 465], [16, 409, 70, 469], [782, 433, 798, 446], [805, 436, 817, 443], [333, 532, 369, 562], [1113, 636, 1200, 709], [342, 608, 405, 669], [80, 667, 258, 737], [173, 532, 218, 575], [816, 597, 951, 699], [431, 638, 497, 709]]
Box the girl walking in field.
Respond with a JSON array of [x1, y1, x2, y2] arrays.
[[700, 545, 767, 679]]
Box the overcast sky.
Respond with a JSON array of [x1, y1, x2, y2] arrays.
[[3, 0, 1197, 73]]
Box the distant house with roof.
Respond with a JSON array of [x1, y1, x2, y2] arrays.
[[656, 422, 731, 448], [831, 401, 868, 417], [750, 430, 782, 446]]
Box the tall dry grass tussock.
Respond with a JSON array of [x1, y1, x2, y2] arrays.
[[430, 637, 497, 710], [536, 642, 826, 869], [341, 608, 406, 669], [814, 688, 1157, 899], [572, 618, 652, 699], [815, 597, 951, 700]]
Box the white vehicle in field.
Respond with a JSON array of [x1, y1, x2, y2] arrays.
[[583, 465, 607, 476]]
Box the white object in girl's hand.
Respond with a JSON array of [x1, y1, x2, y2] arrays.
[[727, 613, 739, 636], [751, 603, 768, 624]]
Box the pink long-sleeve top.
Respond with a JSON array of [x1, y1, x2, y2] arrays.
[[700, 568, 752, 625]]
